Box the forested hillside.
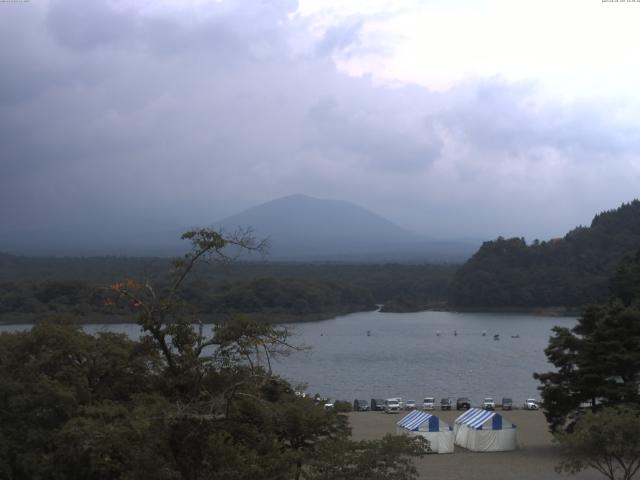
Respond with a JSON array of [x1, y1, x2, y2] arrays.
[[0, 257, 456, 322], [449, 200, 640, 309]]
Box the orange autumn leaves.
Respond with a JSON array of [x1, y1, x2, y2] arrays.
[[111, 278, 143, 292], [108, 278, 144, 309]]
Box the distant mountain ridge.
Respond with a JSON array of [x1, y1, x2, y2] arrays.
[[215, 194, 415, 254], [215, 194, 477, 262], [0, 194, 479, 262], [449, 200, 640, 308]]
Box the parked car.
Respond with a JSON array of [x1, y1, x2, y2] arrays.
[[384, 398, 401, 414], [482, 397, 495, 410], [501, 397, 513, 410], [524, 398, 539, 410], [324, 400, 335, 411], [353, 399, 370, 411], [440, 397, 453, 410], [371, 398, 386, 411], [456, 397, 471, 410], [423, 397, 436, 410], [404, 399, 417, 410]]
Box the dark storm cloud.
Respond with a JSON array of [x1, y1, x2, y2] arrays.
[[0, 0, 638, 244]]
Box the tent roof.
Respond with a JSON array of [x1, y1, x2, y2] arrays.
[[455, 408, 503, 430], [398, 410, 437, 431]]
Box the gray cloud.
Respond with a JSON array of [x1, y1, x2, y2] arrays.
[[0, 0, 639, 249]]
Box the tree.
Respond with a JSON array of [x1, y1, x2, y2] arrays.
[[449, 200, 640, 309], [556, 406, 640, 480], [0, 228, 428, 479], [304, 435, 428, 480], [534, 303, 640, 431], [534, 250, 640, 432], [0, 319, 165, 479]]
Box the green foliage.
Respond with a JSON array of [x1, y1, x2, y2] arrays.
[[333, 400, 353, 413], [304, 434, 428, 480], [535, 249, 640, 432], [0, 319, 163, 479], [204, 277, 376, 317], [449, 200, 640, 308], [0, 261, 456, 322], [0, 229, 426, 480], [610, 250, 640, 308], [556, 406, 640, 480]]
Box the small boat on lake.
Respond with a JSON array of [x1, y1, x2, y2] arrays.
[[493, 334, 500, 341]]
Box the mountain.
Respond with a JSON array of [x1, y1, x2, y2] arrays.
[[215, 194, 477, 262], [0, 194, 479, 261], [448, 200, 640, 309]]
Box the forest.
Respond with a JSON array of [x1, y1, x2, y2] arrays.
[[0, 256, 456, 323], [2, 200, 640, 322], [448, 200, 640, 309]]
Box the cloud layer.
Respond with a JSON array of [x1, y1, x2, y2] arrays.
[[1, 0, 639, 249]]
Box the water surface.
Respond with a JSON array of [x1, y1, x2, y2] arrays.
[[271, 310, 575, 404], [0, 310, 575, 405]]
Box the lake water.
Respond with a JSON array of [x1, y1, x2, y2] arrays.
[[0, 310, 575, 406]]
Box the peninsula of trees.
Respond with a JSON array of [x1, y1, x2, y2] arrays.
[[448, 200, 640, 310]]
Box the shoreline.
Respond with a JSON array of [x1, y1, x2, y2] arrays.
[[0, 309, 374, 326], [0, 305, 581, 326]]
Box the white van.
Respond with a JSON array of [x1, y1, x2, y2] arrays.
[[384, 398, 402, 413], [423, 397, 435, 410]]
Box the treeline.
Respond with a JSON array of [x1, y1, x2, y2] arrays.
[[449, 200, 640, 309], [183, 277, 376, 319], [0, 262, 457, 322]]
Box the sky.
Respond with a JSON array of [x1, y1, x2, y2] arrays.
[[1, 0, 640, 248]]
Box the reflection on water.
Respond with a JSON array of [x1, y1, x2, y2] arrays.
[[0, 310, 575, 405]]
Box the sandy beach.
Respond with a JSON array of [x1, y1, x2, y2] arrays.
[[348, 409, 602, 480]]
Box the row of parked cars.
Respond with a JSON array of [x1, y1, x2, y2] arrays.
[[353, 397, 539, 412]]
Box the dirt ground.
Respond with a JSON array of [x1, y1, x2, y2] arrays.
[[347, 409, 603, 480]]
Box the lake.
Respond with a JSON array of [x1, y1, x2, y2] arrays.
[[0, 310, 575, 405]]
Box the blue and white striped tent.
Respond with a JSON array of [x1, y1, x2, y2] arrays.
[[396, 410, 454, 453], [454, 408, 517, 452]]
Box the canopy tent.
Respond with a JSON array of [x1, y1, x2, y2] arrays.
[[396, 410, 454, 454], [454, 408, 517, 452]]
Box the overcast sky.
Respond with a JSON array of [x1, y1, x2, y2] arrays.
[[1, 0, 639, 244]]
